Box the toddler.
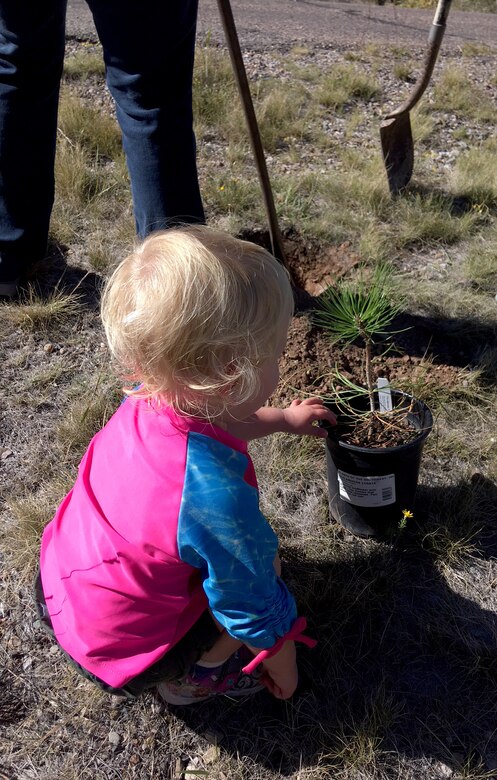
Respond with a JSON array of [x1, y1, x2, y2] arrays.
[[37, 226, 336, 705]]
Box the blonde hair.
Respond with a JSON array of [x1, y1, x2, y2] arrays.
[[101, 225, 294, 416]]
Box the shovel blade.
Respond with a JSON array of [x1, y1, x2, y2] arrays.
[[380, 113, 414, 196]]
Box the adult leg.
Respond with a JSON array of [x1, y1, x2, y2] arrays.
[[87, 0, 204, 237], [0, 1, 67, 292]]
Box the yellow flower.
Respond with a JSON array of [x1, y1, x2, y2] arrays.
[[219, 185, 225, 191], [402, 509, 414, 519]]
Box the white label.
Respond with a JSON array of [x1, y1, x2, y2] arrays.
[[377, 377, 393, 412], [337, 471, 396, 507]]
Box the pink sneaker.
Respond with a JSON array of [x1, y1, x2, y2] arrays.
[[157, 647, 265, 706]]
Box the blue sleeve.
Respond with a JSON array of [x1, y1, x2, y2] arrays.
[[177, 433, 297, 649]]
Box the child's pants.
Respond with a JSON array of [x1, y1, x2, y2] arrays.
[[34, 571, 220, 699]]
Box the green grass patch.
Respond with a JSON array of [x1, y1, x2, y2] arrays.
[[58, 90, 123, 160], [255, 82, 312, 152], [53, 93, 131, 247], [193, 45, 237, 134], [270, 152, 480, 259], [55, 137, 125, 211], [394, 191, 478, 249], [63, 48, 105, 79], [432, 68, 497, 123], [393, 61, 413, 82], [404, 273, 497, 321], [317, 64, 381, 110], [411, 106, 436, 145], [419, 478, 495, 569], [461, 42, 495, 57], [451, 144, 497, 209], [203, 174, 262, 222], [465, 224, 497, 292]]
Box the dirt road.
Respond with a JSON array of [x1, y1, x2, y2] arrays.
[[67, 0, 497, 50], [66, 0, 497, 50]]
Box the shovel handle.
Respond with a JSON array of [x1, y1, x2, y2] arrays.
[[384, 0, 453, 120], [215, 0, 286, 266], [432, 0, 452, 27]]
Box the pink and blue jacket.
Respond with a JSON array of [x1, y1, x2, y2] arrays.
[[40, 398, 297, 687]]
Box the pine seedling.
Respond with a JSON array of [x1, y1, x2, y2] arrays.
[[313, 265, 414, 447], [315, 264, 403, 414]]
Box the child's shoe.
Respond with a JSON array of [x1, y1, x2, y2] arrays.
[[157, 647, 265, 705]]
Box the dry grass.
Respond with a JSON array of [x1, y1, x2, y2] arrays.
[[1, 288, 83, 330], [1, 38, 497, 780], [58, 89, 123, 161], [63, 47, 106, 79], [398, 0, 496, 10], [451, 143, 497, 209], [316, 63, 381, 110], [393, 61, 414, 82], [56, 380, 121, 455], [432, 68, 497, 122], [465, 225, 497, 292], [2, 475, 74, 585]]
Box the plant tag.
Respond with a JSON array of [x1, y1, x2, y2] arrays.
[[337, 471, 396, 507], [377, 377, 393, 412]]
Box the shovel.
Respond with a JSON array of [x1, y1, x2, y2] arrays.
[[380, 0, 453, 195], [215, 0, 287, 266]]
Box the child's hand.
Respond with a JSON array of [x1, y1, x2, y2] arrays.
[[282, 398, 337, 438], [262, 665, 299, 700], [258, 640, 299, 700]]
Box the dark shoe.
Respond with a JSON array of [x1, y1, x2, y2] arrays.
[[0, 279, 19, 300]]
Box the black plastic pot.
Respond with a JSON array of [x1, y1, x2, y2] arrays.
[[323, 391, 433, 539]]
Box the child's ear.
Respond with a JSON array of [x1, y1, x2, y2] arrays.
[[224, 358, 246, 381], [220, 364, 239, 395], [221, 359, 249, 399]]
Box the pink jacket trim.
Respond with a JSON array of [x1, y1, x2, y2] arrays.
[[241, 616, 317, 674]]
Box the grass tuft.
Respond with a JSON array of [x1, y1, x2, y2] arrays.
[[432, 68, 497, 123], [2, 288, 83, 330], [394, 191, 478, 249], [2, 474, 74, 581], [63, 49, 105, 79], [393, 61, 413, 82], [56, 381, 121, 455], [317, 64, 380, 110], [465, 225, 497, 293], [255, 82, 311, 152], [193, 46, 236, 134], [58, 90, 122, 161], [334, 687, 403, 771], [451, 145, 497, 209]]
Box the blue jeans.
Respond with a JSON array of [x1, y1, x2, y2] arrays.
[[0, 0, 204, 284]]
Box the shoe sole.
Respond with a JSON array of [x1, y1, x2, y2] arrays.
[[157, 685, 213, 705], [222, 681, 266, 700], [157, 681, 266, 706]]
